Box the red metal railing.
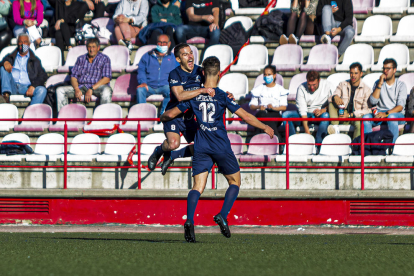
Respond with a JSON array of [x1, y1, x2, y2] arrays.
[[0, 116, 410, 190]]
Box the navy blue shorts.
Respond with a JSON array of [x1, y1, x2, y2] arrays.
[[163, 117, 198, 143], [192, 150, 240, 177]]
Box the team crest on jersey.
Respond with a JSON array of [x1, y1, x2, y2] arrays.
[[195, 75, 201, 82]]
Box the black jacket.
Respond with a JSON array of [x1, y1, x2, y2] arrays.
[[316, 0, 353, 30], [352, 130, 393, 156], [0, 49, 48, 88]]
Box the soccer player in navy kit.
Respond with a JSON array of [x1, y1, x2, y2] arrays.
[[161, 57, 274, 243]]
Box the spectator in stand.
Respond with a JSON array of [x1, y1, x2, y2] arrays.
[[148, 0, 182, 49], [363, 59, 407, 143], [113, 0, 149, 50], [282, 70, 331, 150], [80, 0, 105, 22], [137, 34, 177, 115], [0, 33, 47, 104], [13, 0, 48, 48], [327, 62, 371, 139], [317, 0, 354, 57], [175, 0, 220, 47], [49, 0, 87, 62], [249, 65, 288, 142], [279, 0, 318, 45], [407, 86, 414, 133], [0, 0, 12, 50], [56, 38, 112, 111]]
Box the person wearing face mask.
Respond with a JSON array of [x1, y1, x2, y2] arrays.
[[136, 34, 178, 114], [0, 33, 47, 104], [249, 65, 288, 142]]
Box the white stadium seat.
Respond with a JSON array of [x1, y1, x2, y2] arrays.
[[276, 134, 315, 162], [224, 16, 253, 31], [0, 46, 16, 61], [96, 133, 136, 162], [385, 134, 414, 163], [335, 44, 374, 71], [83, 104, 122, 132], [63, 133, 101, 162], [271, 44, 303, 72], [230, 45, 268, 72], [25, 133, 64, 162], [0, 104, 18, 131], [390, 15, 414, 42], [35, 46, 62, 72], [373, 0, 409, 14], [288, 73, 307, 101], [327, 73, 350, 93], [0, 133, 31, 162], [398, 73, 414, 93], [362, 73, 382, 90], [370, 44, 410, 72], [299, 45, 338, 72], [218, 73, 249, 100], [312, 134, 351, 162], [203, 45, 233, 71], [354, 15, 392, 43]]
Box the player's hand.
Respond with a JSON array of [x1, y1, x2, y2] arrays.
[[4, 61, 12, 73], [264, 125, 274, 139], [334, 95, 344, 106], [25, 86, 35, 97], [226, 91, 235, 100], [137, 83, 149, 91], [206, 88, 215, 97]]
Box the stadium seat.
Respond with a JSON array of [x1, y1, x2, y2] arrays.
[[354, 15, 392, 43], [271, 45, 303, 72], [230, 45, 268, 72], [409, 6, 414, 13], [352, 0, 375, 13], [172, 44, 199, 65], [46, 74, 98, 103], [300, 45, 338, 72], [137, 133, 166, 162], [35, 46, 62, 73], [0, 133, 31, 162], [223, 16, 253, 31], [49, 104, 87, 132], [96, 133, 136, 162], [57, 45, 88, 73], [63, 133, 101, 162], [335, 44, 374, 71], [312, 134, 351, 162], [288, 72, 307, 101], [14, 104, 52, 132], [226, 103, 257, 132], [327, 73, 350, 93], [408, 63, 414, 72], [112, 74, 139, 102], [0, 104, 18, 131], [203, 45, 233, 71], [218, 73, 248, 100], [362, 73, 382, 90], [25, 133, 64, 162], [253, 73, 284, 88], [0, 45, 16, 61], [83, 103, 122, 131], [102, 45, 130, 73], [385, 134, 414, 163], [373, 0, 409, 14], [276, 133, 315, 162], [119, 103, 157, 132], [239, 133, 279, 162], [371, 44, 410, 72], [398, 73, 414, 93], [126, 45, 156, 73], [390, 16, 414, 43], [228, 133, 243, 157], [91, 17, 116, 45], [230, 0, 266, 15]]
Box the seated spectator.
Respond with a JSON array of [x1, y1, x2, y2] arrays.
[[49, 0, 87, 61], [279, 0, 317, 45], [0, 33, 47, 104], [317, 0, 354, 57], [137, 34, 177, 115], [80, 0, 105, 22], [407, 87, 414, 133], [363, 59, 407, 144], [175, 0, 220, 47], [113, 0, 149, 50], [56, 38, 112, 111], [148, 0, 182, 49], [0, 0, 12, 49], [327, 62, 371, 139], [249, 65, 288, 142], [13, 0, 47, 48], [282, 70, 331, 149]]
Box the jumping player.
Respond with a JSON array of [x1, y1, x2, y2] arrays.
[[160, 57, 274, 242]]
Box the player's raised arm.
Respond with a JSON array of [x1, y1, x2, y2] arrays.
[[235, 108, 274, 139], [171, 86, 215, 102]]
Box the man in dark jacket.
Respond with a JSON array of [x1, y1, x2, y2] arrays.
[[317, 0, 354, 57], [0, 33, 48, 104]]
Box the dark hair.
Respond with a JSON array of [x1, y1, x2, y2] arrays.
[[383, 58, 397, 69], [306, 70, 320, 81], [349, 62, 362, 72], [264, 65, 276, 74], [202, 56, 220, 76], [156, 33, 170, 42], [86, 38, 100, 48], [174, 43, 190, 58]]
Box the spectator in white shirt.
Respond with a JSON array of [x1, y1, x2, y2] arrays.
[[282, 70, 332, 146], [249, 65, 288, 141]]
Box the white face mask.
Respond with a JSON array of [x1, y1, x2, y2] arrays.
[[156, 45, 168, 54]]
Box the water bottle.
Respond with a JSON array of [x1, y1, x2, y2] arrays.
[[338, 105, 345, 116]]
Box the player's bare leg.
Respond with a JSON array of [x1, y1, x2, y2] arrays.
[[214, 171, 241, 238], [148, 132, 181, 171]]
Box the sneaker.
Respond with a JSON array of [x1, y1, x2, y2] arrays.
[[39, 41, 50, 47], [288, 34, 298, 44], [213, 213, 231, 238], [321, 34, 332, 44], [184, 219, 196, 243], [161, 154, 173, 176], [328, 125, 340, 135], [279, 34, 288, 45], [148, 147, 163, 171], [2, 92, 10, 103]]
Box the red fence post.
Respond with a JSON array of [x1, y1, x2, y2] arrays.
[[285, 120, 289, 190], [137, 121, 141, 190], [64, 121, 68, 189], [212, 165, 216, 189], [361, 118, 365, 190]]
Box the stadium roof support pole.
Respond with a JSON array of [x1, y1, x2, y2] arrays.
[[285, 121, 289, 190], [64, 122, 68, 189], [137, 122, 141, 189], [361, 121, 365, 190]]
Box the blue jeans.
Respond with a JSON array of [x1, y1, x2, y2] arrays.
[[282, 110, 330, 144], [362, 111, 405, 143], [137, 84, 170, 114], [175, 25, 220, 47], [1, 67, 47, 105]]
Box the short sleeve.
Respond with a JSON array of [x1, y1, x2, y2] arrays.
[[168, 69, 181, 87], [212, 0, 219, 8], [177, 101, 192, 113], [185, 0, 192, 10], [226, 96, 241, 114]]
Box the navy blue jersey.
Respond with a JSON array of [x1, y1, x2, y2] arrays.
[[177, 88, 241, 154], [166, 65, 204, 111]]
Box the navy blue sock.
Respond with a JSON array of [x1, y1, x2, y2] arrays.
[[187, 190, 201, 224], [220, 185, 240, 220], [156, 145, 165, 155], [171, 145, 192, 160]]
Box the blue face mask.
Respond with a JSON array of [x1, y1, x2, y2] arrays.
[[264, 75, 274, 84], [156, 45, 168, 54]]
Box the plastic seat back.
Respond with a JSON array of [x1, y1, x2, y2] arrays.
[[307, 45, 338, 65], [61, 46, 88, 67], [35, 46, 62, 72], [57, 104, 87, 128], [70, 133, 101, 155], [20, 104, 52, 126], [223, 16, 253, 31], [247, 133, 279, 155], [203, 45, 233, 71], [376, 44, 410, 70], [359, 15, 392, 37], [35, 133, 64, 155], [394, 15, 414, 36], [218, 73, 248, 100], [124, 103, 157, 130], [339, 44, 374, 69], [236, 45, 268, 66], [362, 73, 382, 90], [2, 133, 30, 144], [131, 45, 157, 67], [102, 45, 130, 72], [0, 104, 18, 129], [141, 133, 166, 155], [284, 134, 315, 156], [91, 103, 122, 125], [392, 134, 414, 156], [112, 74, 139, 101], [228, 133, 243, 155], [45, 74, 70, 88], [288, 73, 307, 101], [91, 17, 116, 42], [398, 73, 414, 93], [319, 134, 352, 156], [0, 46, 16, 61], [327, 73, 350, 93], [271, 44, 303, 66], [104, 133, 136, 155]]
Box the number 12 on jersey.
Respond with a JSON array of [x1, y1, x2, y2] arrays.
[[199, 102, 215, 123]]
